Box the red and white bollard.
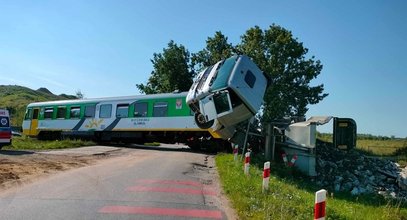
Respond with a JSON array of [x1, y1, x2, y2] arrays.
[[262, 161, 270, 192], [244, 152, 251, 175], [288, 154, 298, 167], [282, 153, 288, 165], [233, 144, 239, 161], [314, 189, 327, 220]]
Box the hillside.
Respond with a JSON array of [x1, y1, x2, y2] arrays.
[[0, 85, 77, 126]]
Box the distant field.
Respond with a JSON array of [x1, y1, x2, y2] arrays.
[[317, 133, 407, 156], [357, 139, 407, 155]]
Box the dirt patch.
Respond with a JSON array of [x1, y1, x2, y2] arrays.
[[0, 151, 113, 191]]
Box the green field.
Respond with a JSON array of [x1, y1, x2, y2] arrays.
[[317, 133, 407, 156], [216, 154, 407, 219], [357, 139, 407, 155]]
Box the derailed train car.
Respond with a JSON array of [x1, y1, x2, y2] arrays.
[[186, 55, 269, 140]]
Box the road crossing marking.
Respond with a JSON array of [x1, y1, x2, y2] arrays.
[[99, 179, 221, 218]]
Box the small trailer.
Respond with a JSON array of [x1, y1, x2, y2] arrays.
[[186, 55, 269, 140]]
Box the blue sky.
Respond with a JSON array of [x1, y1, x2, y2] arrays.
[[0, 1, 406, 137]]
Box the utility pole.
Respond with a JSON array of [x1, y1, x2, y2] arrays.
[[265, 123, 272, 160]]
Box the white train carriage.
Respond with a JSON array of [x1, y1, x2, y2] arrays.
[[22, 92, 212, 144]]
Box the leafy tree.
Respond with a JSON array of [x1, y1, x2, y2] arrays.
[[141, 25, 327, 122], [192, 31, 235, 70], [237, 25, 328, 121], [137, 40, 194, 94], [75, 90, 84, 99]]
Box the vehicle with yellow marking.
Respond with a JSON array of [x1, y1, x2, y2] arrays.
[[22, 92, 226, 151]]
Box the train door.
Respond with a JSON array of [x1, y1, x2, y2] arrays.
[[333, 117, 357, 150], [29, 108, 40, 136]]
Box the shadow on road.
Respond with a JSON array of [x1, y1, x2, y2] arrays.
[[106, 143, 216, 155], [123, 143, 191, 152], [0, 149, 35, 156]]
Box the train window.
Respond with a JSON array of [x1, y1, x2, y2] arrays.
[[134, 102, 148, 117], [44, 107, 54, 119], [153, 102, 167, 117], [57, 107, 66, 119], [33, 109, 39, 120], [244, 70, 256, 88], [116, 104, 129, 118], [85, 105, 96, 118], [99, 104, 112, 118], [70, 107, 81, 119], [25, 108, 32, 120]]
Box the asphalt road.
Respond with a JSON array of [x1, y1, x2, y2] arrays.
[[0, 145, 231, 219]]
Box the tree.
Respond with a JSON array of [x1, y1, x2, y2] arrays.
[[237, 25, 328, 121], [136, 40, 194, 94], [192, 31, 235, 70], [75, 90, 84, 99]]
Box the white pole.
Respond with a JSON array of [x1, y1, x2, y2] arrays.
[[244, 152, 251, 175], [233, 144, 238, 161], [314, 189, 327, 220], [262, 161, 270, 192]]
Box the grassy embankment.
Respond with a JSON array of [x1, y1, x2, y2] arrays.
[[216, 153, 407, 219], [3, 136, 95, 150]]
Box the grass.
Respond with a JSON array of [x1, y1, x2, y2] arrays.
[[317, 133, 407, 156], [4, 136, 95, 150], [216, 153, 407, 220], [357, 139, 407, 155], [144, 142, 161, 146]]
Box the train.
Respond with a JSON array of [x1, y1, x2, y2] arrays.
[[22, 91, 227, 151], [186, 55, 269, 140], [22, 55, 269, 151]]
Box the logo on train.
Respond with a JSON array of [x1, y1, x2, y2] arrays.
[[176, 99, 182, 109], [85, 119, 104, 129]]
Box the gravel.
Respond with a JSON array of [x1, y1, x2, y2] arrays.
[[316, 140, 407, 200]]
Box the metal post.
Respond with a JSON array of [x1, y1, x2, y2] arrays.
[[265, 123, 272, 161], [271, 123, 275, 161], [241, 118, 253, 160]]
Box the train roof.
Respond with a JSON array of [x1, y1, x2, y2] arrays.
[[26, 91, 189, 108]]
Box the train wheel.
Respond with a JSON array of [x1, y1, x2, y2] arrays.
[[194, 113, 214, 129]]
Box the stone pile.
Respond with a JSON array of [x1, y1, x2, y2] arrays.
[[315, 140, 407, 199]]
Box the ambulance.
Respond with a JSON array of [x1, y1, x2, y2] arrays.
[[0, 109, 12, 149]]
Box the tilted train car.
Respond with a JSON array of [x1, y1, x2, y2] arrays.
[[186, 54, 269, 140], [22, 92, 225, 151]]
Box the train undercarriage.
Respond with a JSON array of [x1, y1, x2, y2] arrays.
[[36, 130, 228, 152]]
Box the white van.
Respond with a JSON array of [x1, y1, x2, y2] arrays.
[[0, 109, 12, 149], [186, 55, 269, 139]]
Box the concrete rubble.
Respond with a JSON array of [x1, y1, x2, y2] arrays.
[[316, 140, 407, 200]]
